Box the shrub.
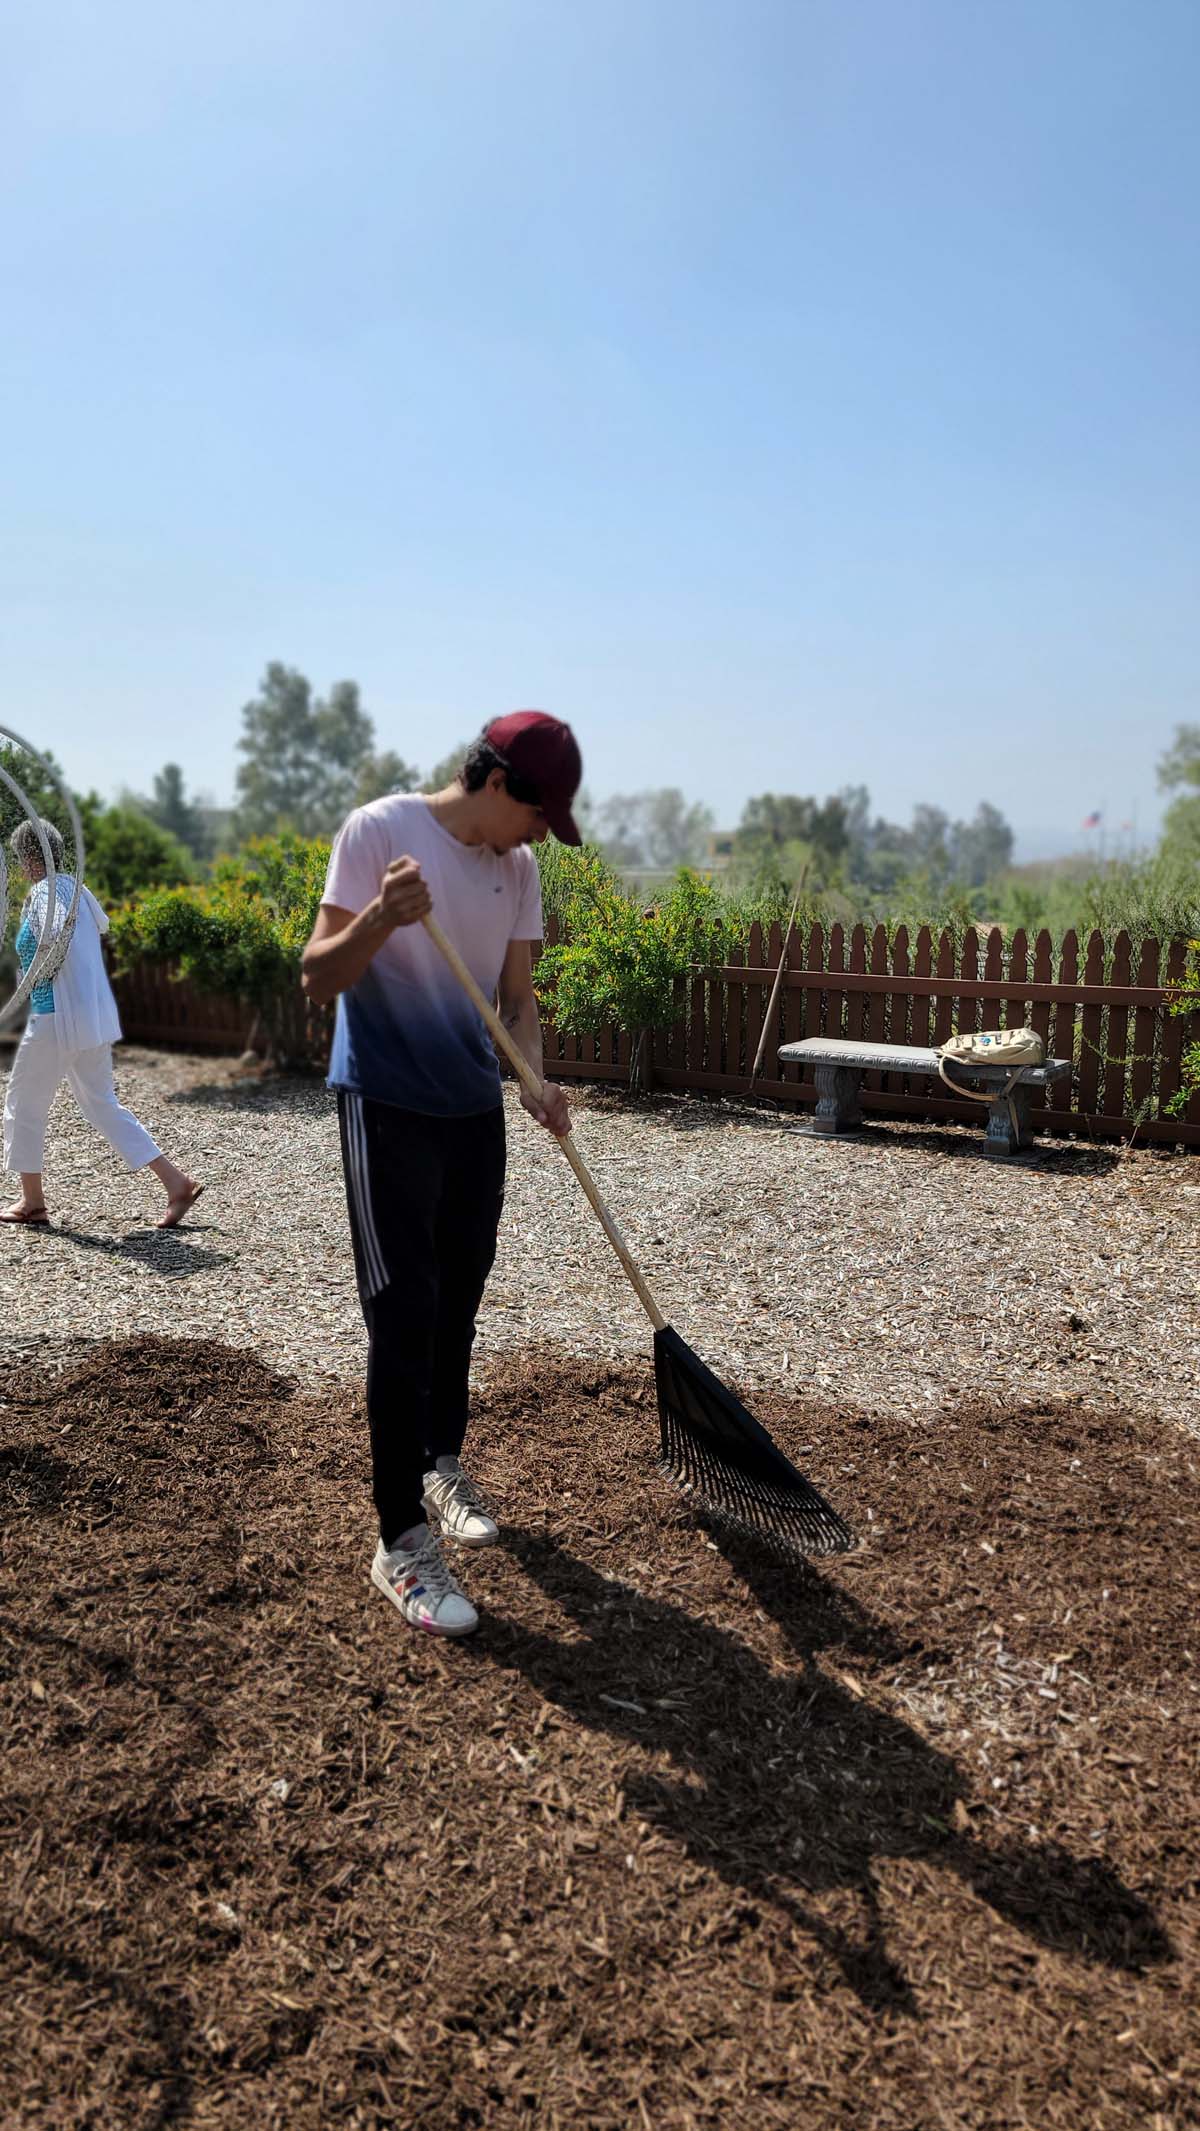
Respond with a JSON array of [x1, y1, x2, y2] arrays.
[[534, 847, 743, 1091], [1166, 939, 1200, 1118], [108, 834, 330, 1067], [82, 804, 194, 904]]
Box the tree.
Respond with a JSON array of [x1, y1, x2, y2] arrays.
[[1158, 726, 1200, 863], [908, 804, 951, 880], [594, 789, 715, 870], [1160, 792, 1200, 863], [109, 835, 330, 1068], [1168, 796, 1200, 860], [735, 793, 849, 878], [534, 849, 742, 1092], [235, 664, 401, 837], [817, 787, 1014, 894], [421, 742, 472, 793], [236, 665, 330, 837], [1157, 724, 1200, 793], [83, 806, 194, 904], [355, 750, 420, 806], [1, 746, 191, 972], [0, 742, 79, 864], [836, 784, 872, 874], [858, 823, 913, 894], [142, 762, 210, 858], [313, 680, 375, 796], [949, 802, 1013, 886], [590, 794, 645, 867], [571, 786, 597, 843], [641, 789, 715, 868]]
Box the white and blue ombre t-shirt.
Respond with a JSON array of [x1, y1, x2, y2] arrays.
[[322, 794, 543, 1116]]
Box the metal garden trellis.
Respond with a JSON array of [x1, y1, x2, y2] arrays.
[[0, 725, 86, 1029]]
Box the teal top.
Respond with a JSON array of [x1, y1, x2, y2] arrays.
[[15, 875, 74, 1014]]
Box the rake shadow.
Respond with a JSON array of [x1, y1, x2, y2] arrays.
[[482, 1525, 1171, 2017]]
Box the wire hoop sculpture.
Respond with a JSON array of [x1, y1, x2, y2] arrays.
[[1, 725, 86, 1029]]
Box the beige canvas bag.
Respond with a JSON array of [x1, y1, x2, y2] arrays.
[[937, 1027, 1045, 1135]]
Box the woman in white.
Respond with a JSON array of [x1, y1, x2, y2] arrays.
[[2, 818, 203, 1229]]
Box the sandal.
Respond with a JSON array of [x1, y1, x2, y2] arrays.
[[0, 1204, 50, 1225]]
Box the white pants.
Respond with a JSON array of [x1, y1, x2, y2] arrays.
[[2, 1016, 162, 1176]]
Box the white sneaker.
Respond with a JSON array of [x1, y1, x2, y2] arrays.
[[370, 1525, 479, 1637], [421, 1457, 499, 1547]]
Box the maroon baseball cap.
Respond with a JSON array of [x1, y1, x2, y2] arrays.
[[485, 709, 583, 845]]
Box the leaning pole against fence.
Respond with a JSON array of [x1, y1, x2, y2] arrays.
[[0, 725, 86, 1029]]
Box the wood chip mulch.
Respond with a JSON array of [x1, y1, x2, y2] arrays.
[[1, 1335, 1197, 2130]]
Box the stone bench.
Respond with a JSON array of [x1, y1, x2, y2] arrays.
[[777, 1038, 1072, 1158]]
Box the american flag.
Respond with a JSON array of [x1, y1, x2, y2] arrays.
[[1081, 811, 1102, 830]]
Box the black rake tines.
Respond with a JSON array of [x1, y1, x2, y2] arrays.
[[653, 1326, 854, 1562], [418, 909, 855, 1564]]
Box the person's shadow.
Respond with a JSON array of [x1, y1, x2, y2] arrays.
[[480, 1524, 1170, 2014], [38, 1224, 232, 1277]]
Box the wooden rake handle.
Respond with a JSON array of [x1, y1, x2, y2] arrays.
[[748, 864, 808, 1088], [421, 911, 666, 1333]]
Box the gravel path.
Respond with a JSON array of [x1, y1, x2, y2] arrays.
[[3, 1046, 1198, 1429]]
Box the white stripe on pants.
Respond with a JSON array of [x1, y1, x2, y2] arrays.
[[2, 1016, 162, 1175]]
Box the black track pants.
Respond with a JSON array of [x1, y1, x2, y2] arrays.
[[336, 1092, 506, 1546]]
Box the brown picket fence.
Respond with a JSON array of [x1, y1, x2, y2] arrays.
[[111, 961, 251, 1051], [538, 918, 1200, 1148], [111, 919, 1200, 1147]]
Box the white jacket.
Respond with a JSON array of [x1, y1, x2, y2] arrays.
[[24, 876, 122, 1051]]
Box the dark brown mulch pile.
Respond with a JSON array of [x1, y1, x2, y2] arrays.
[[1, 1337, 1197, 2131]]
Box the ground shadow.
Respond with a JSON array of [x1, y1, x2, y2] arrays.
[[0, 1621, 253, 2131], [651, 1099, 1122, 1171], [482, 1526, 1170, 2015], [797, 1125, 1116, 1176], [161, 1074, 329, 1117], [577, 1082, 1116, 1158], [0, 1445, 121, 1528], [0, 1926, 198, 2129], [708, 1525, 1168, 1968], [39, 1225, 233, 1277]]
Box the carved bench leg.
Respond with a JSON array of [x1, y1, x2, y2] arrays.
[[813, 1063, 864, 1134], [984, 1081, 1034, 1157], [1010, 1080, 1035, 1149]]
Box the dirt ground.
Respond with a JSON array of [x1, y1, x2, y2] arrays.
[[1, 1336, 1197, 2129]]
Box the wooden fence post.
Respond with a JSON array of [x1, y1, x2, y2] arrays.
[[1103, 932, 1133, 1125], [1077, 932, 1106, 1122], [1052, 932, 1079, 1121], [982, 929, 1003, 1031]]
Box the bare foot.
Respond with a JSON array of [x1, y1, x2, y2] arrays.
[[1, 1200, 49, 1225], [157, 1182, 205, 1230]]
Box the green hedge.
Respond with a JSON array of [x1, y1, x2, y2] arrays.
[[108, 835, 330, 1066]]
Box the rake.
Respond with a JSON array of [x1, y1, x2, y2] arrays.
[[746, 865, 808, 1093], [424, 912, 854, 1562]]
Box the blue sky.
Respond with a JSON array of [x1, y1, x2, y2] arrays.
[[5, 0, 1197, 856]]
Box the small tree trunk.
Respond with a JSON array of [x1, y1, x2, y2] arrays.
[[630, 1027, 655, 1096], [267, 990, 304, 1072], [235, 1011, 265, 1072]]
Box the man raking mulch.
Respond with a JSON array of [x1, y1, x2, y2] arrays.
[[303, 709, 848, 1642]]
